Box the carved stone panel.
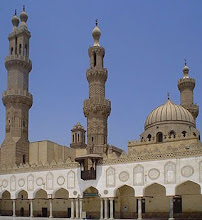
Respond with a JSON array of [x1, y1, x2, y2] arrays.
[[148, 168, 160, 180], [133, 165, 144, 186], [181, 165, 194, 178], [119, 171, 129, 182], [2, 180, 8, 188], [164, 162, 176, 184], [18, 179, 25, 187], [27, 174, 34, 191], [106, 167, 115, 187], [67, 171, 75, 188], [36, 177, 44, 186], [46, 172, 53, 190], [10, 175, 16, 191], [57, 176, 65, 186]]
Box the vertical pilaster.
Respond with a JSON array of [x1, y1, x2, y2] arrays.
[[76, 199, 79, 219], [12, 199, 16, 217], [49, 199, 53, 218], [104, 198, 108, 219], [30, 199, 34, 217], [109, 198, 114, 219], [79, 199, 83, 219], [100, 198, 104, 219], [71, 199, 75, 219], [169, 197, 174, 220], [137, 198, 142, 220]]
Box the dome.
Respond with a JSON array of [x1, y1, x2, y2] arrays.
[[145, 99, 195, 130], [92, 20, 101, 46]]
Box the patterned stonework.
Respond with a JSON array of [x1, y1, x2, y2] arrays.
[[67, 171, 75, 188], [181, 165, 194, 177], [148, 168, 160, 180]]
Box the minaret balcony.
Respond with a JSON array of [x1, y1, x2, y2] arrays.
[[5, 55, 32, 71]]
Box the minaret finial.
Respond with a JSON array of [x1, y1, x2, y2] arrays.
[[92, 20, 101, 46], [184, 59, 187, 66], [167, 92, 170, 100], [15, 9, 17, 15], [95, 19, 98, 26], [23, 5, 25, 11]]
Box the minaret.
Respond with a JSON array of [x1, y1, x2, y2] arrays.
[[1, 7, 33, 166], [70, 122, 86, 149], [178, 61, 199, 120], [83, 21, 111, 155]]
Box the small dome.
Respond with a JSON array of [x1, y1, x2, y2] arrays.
[[92, 20, 101, 46], [145, 99, 195, 130], [12, 11, 19, 28], [20, 6, 28, 30]]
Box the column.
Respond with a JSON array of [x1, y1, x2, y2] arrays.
[[80, 199, 83, 219], [169, 197, 174, 220], [71, 199, 75, 219], [104, 198, 108, 219], [76, 199, 79, 219], [100, 198, 103, 219], [12, 199, 16, 217], [30, 199, 34, 217], [137, 198, 142, 220], [49, 199, 53, 218], [109, 198, 114, 219]]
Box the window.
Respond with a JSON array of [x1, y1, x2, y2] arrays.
[[182, 131, 187, 137], [23, 154, 26, 164], [169, 130, 176, 138], [10, 47, 14, 55], [24, 44, 28, 56], [147, 134, 152, 141], [92, 137, 94, 143], [15, 36, 17, 54], [19, 44, 22, 54], [156, 132, 163, 143], [72, 134, 74, 143], [174, 197, 182, 213], [193, 132, 196, 137], [78, 133, 79, 142], [94, 53, 96, 67]]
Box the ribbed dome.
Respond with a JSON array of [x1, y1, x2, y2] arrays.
[[145, 99, 195, 130]]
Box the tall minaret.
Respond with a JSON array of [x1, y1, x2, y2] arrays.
[[1, 7, 33, 166], [83, 21, 111, 155], [178, 61, 199, 120]]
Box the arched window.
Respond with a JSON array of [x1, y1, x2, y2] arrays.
[[72, 134, 74, 143], [19, 44, 22, 55], [182, 131, 187, 137], [169, 130, 176, 138], [94, 53, 96, 67], [10, 47, 14, 55], [156, 132, 163, 143], [23, 154, 26, 164], [193, 132, 196, 137], [147, 134, 152, 141], [78, 133, 79, 142], [24, 44, 28, 56]]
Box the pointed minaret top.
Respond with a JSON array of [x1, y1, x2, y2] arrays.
[[92, 19, 101, 46], [183, 59, 189, 78]]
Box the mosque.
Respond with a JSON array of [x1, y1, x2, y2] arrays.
[[0, 7, 202, 220]]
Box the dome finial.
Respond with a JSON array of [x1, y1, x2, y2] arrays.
[[167, 92, 170, 100], [23, 5, 25, 11], [20, 5, 28, 30], [92, 19, 101, 46], [15, 9, 17, 15], [12, 9, 19, 31], [183, 59, 189, 78]]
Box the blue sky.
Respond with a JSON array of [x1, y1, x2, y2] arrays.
[[0, 1, 202, 152]]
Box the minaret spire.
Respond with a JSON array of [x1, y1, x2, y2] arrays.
[[178, 61, 199, 120], [83, 22, 111, 155], [1, 9, 32, 166]]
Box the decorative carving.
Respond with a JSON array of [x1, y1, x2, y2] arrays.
[[165, 162, 176, 184], [106, 167, 115, 187], [133, 165, 144, 186], [2, 180, 8, 188], [148, 168, 160, 180], [10, 175, 16, 191], [18, 179, 25, 187], [57, 176, 65, 186], [104, 190, 108, 195], [36, 177, 44, 186], [181, 165, 194, 177], [67, 171, 75, 188], [119, 171, 129, 182], [27, 174, 34, 191], [73, 191, 77, 195], [46, 172, 53, 190]]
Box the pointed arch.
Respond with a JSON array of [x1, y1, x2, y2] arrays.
[[15, 189, 28, 199], [175, 180, 201, 195], [33, 188, 47, 199], [144, 183, 166, 196], [52, 187, 69, 199], [83, 186, 99, 196], [0, 190, 11, 199]]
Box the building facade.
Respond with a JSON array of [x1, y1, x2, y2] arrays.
[[0, 8, 202, 220]]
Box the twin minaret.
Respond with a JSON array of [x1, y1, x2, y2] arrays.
[[0, 11, 199, 165], [1, 8, 32, 166]]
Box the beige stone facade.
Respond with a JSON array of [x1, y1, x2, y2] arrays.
[[0, 8, 202, 220]]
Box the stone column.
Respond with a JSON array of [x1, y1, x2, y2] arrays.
[[104, 198, 108, 219], [49, 199, 53, 218], [169, 197, 175, 220], [76, 199, 79, 219], [80, 199, 83, 219], [100, 198, 104, 219], [71, 199, 75, 219], [137, 198, 142, 220], [109, 198, 114, 219], [12, 199, 16, 217], [30, 199, 34, 217]]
